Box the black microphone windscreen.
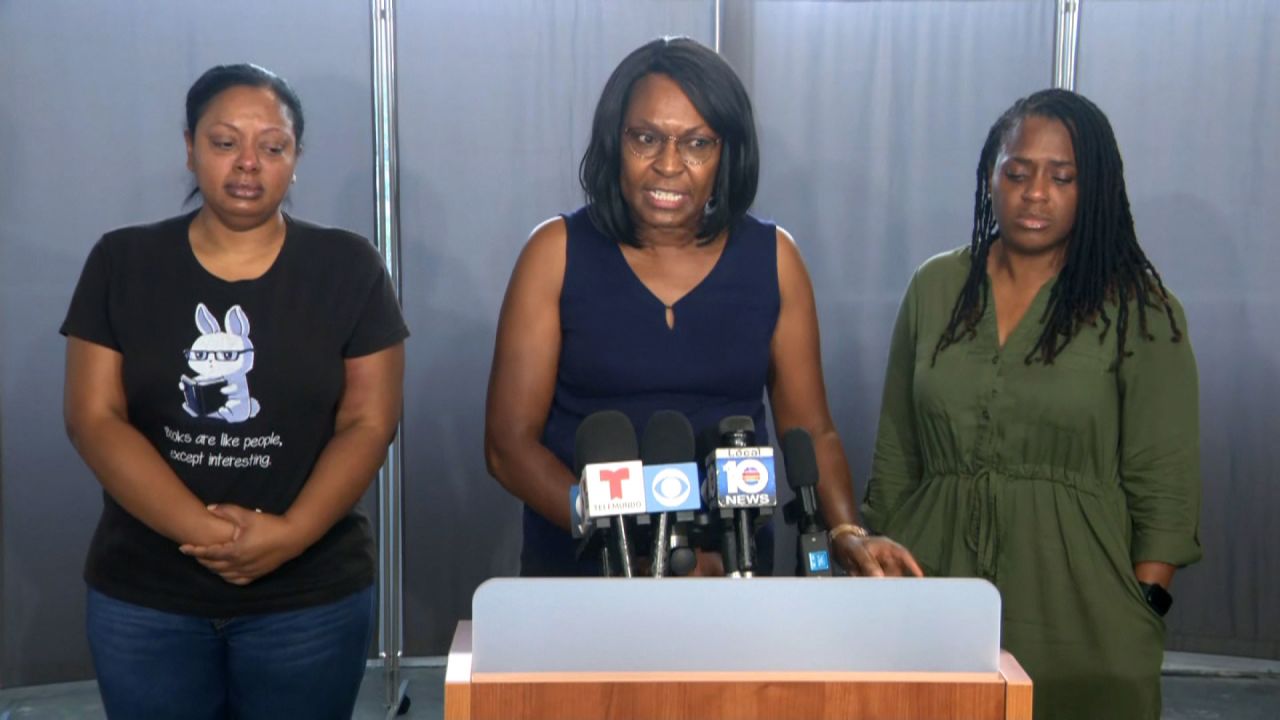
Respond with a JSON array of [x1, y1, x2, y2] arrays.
[[781, 427, 820, 490], [574, 410, 639, 476], [641, 410, 696, 465], [717, 415, 755, 437]]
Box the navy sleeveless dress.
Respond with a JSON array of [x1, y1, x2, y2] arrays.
[[522, 206, 781, 576]]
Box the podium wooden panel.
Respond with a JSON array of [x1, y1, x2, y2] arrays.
[[445, 621, 1032, 720]]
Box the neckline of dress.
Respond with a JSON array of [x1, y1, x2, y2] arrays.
[[611, 228, 733, 312]]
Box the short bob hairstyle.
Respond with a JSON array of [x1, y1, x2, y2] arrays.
[[579, 37, 759, 246]]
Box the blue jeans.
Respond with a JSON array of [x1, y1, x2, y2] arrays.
[[86, 585, 374, 720]]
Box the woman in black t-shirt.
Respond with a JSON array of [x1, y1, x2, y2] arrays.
[[62, 64, 407, 719]]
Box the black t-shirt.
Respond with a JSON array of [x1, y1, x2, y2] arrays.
[[61, 211, 408, 616]]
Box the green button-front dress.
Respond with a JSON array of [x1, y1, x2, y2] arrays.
[[864, 248, 1201, 720]]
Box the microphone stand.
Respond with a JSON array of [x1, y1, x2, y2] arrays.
[[651, 513, 670, 577], [613, 516, 635, 578]]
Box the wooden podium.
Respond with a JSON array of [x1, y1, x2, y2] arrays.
[[444, 579, 1031, 720]]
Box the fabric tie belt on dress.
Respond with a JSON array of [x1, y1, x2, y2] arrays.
[[965, 468, 1002, 581]]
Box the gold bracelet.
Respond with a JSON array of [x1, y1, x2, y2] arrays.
[[828, 523, 869, 543]]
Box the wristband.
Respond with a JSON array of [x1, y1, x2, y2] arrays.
[[828, 523, 869, 544]]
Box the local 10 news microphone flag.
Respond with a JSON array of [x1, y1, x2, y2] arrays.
[[780, 427, 832, 577], [703, 416, 777, 578], [639, 411, 702, 577], [572, 410, 644, 577]]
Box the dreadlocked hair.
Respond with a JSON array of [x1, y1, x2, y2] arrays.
[[930, 88, 1181, 368]]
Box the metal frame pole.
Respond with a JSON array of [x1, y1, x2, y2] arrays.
[[370, 0, 407, 715], [1054, 0, 1081, 90], [713, 0, 722, 53]]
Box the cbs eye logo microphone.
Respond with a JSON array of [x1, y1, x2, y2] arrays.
[[643, 462, 701, 512]]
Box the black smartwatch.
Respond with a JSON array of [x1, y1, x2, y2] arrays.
[[1138, 581, 1173, 617]]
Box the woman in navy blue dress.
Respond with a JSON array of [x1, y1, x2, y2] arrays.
[[484, 37, 920, 578]]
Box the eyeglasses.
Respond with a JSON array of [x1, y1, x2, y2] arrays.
[[183, 348, 254, 362], [622, 128, 721, 166]]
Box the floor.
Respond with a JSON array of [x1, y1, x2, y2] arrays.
[[2, 653, 1277, 719]]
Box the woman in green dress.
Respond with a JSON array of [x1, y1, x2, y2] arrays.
[[863, 89, 1201, 720]]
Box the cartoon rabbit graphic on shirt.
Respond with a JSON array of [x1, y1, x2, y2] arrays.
[[180, 303, 261, 422]]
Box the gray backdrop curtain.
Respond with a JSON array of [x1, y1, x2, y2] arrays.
[[1, 0, 1275, 688]]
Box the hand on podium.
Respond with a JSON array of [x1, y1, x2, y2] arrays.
[[833, 534, 924, 577]]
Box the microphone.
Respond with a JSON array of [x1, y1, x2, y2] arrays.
[[780, 428, 831, 576], [574, 410, 644, 577], [704, 416, 777, 578], [640, 411, 701, 577]]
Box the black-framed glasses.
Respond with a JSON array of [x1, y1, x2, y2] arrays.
[[183, 348, 254, 362], [622, 127, 721, 166]]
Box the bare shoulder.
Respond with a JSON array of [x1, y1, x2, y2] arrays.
[[775, 225, 798, 253], [509, 215, 568, 294], [773, 225, 811, 289], [523, 215, 568, 264]]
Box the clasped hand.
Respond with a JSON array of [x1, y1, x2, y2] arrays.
[[180, 504, 301, 586]]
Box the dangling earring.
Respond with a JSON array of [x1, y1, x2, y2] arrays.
[[291, 174, 297, 185], [703, 196, 719, 215]]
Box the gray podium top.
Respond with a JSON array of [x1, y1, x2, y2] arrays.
[[471, 577, 1001, 674]]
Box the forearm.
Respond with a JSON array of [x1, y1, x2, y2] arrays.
[[69, 416, 234, 545], [284, 422, 394, 552], [811, 426, 860, 529], [486, 438, 578, 531]]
